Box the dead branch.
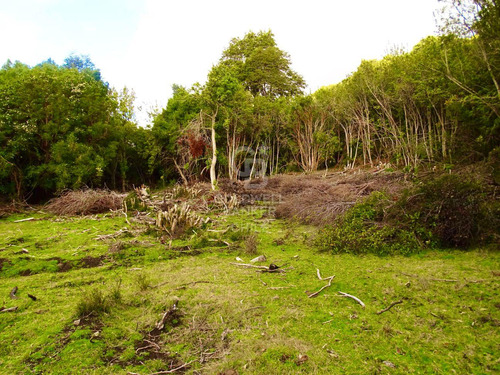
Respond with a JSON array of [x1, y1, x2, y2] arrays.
[[308, 276, 335, 298], [242, 306, 265, 313], [230, 263, 269, 270], [376, 300, 403, 315], [173, 281, 212, 290], [27, 293, 37, 301], [0, 306, 18, 313], [155, 302, 179, 331], [10, 286, 18, 299], [14, 217, 34, 223], [149, 359, 198, 374], [231, 262, 289, 273], [338, 291, 365, 308], [122, 210, 131, 226]]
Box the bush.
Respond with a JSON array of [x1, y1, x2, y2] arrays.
[[316, 192, 421, 256], [394, 174, 488, 248]]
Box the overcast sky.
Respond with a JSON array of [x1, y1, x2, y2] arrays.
[[0, 0, 441, 125]]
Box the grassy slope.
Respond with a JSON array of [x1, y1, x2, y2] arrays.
[[0, 208, 499, 374]]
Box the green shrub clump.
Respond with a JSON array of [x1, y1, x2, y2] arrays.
[[316, 174, 495, 256], [393, 174, 490, 248], [316, 192, 421, 256]]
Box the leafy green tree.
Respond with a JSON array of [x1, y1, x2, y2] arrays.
[[221, 30, 305, 98]]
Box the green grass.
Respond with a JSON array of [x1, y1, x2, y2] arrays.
[[0, 209, 499, 374]]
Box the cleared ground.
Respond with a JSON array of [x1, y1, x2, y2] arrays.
[[0, 172, 499, 374]]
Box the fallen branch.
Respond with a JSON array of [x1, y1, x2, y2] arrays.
[[123, 210, 131, 226], [242, 306, 265, 313], [155, 302, 179, 331], [14, 217, 34, 223], [230, 263, 269, 270], [308, 276, 335, 298], [173, 280, 212, 290], [338, 291, 365, 308], [376, 300, 403, 315], [0, 306, 18, 313], [10, 286, 18, 299], [149, 359, 197, 374]]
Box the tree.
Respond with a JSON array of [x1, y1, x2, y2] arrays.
[[221, 30, 305, 98]]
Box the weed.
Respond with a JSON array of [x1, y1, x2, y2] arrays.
[[244, 232, 259, 255], [135, 273, 151, 291], [75, 288, 111, 318], [156, 203, 208, 238], [393, 174, 492, 248]]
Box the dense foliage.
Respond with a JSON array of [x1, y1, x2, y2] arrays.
[[0, 58, 151, 200], [1, 1, 498, 201]]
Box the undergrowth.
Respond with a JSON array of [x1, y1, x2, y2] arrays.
[[316, 173, 497, 255]]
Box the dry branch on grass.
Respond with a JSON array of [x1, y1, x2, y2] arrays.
[[0, 306, 18, 313], [10, 286, 18, 299], [155, 301, 179, 331], [13, 217, 34, 223], [230, 262, 289, 273], [307, 269, 336, 298], [338, 291, 366, 308], [376, 300, 403, 315], [46, 189, 125, 216]]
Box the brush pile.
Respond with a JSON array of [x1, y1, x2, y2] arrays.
[[45, 189, 125, 216]]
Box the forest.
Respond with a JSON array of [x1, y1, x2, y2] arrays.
[[1, 0, 498, 200]]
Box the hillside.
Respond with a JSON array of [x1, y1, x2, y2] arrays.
[[0, 170, 498, 374]]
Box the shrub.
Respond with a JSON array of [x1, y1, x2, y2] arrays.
[[156, 203, 208, 238], [394, 174, 487, 248], [316, 192, 421, 256]]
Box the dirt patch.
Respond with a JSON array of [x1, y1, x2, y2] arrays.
[[0, 258, 10, 272], [79, 256, 105, 268]]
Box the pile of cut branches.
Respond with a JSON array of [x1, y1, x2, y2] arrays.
[[46, 189, 125, 216]]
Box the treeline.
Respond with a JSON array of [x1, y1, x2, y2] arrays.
[[0, 56, 152, 200], [1, 0, 498, 200]]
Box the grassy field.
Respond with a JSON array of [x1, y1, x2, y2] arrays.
[[0, 204, 499, 374]]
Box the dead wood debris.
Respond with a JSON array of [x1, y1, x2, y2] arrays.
[[14, 217, 35, 223], [0, 306, 18, 313], [9, 286, 18, 299], [230, 262, 289, 273], [338, 291, 366, 308], [376, 300, 403, 315], [306, 269, 335, 298], [147, 359, 198, 374], [155, 302, 179, 331]]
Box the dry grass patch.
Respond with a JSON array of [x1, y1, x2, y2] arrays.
[[46, 189, 125, 216]]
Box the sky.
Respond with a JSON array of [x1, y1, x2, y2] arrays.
[[0, 0, 441, 125]]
